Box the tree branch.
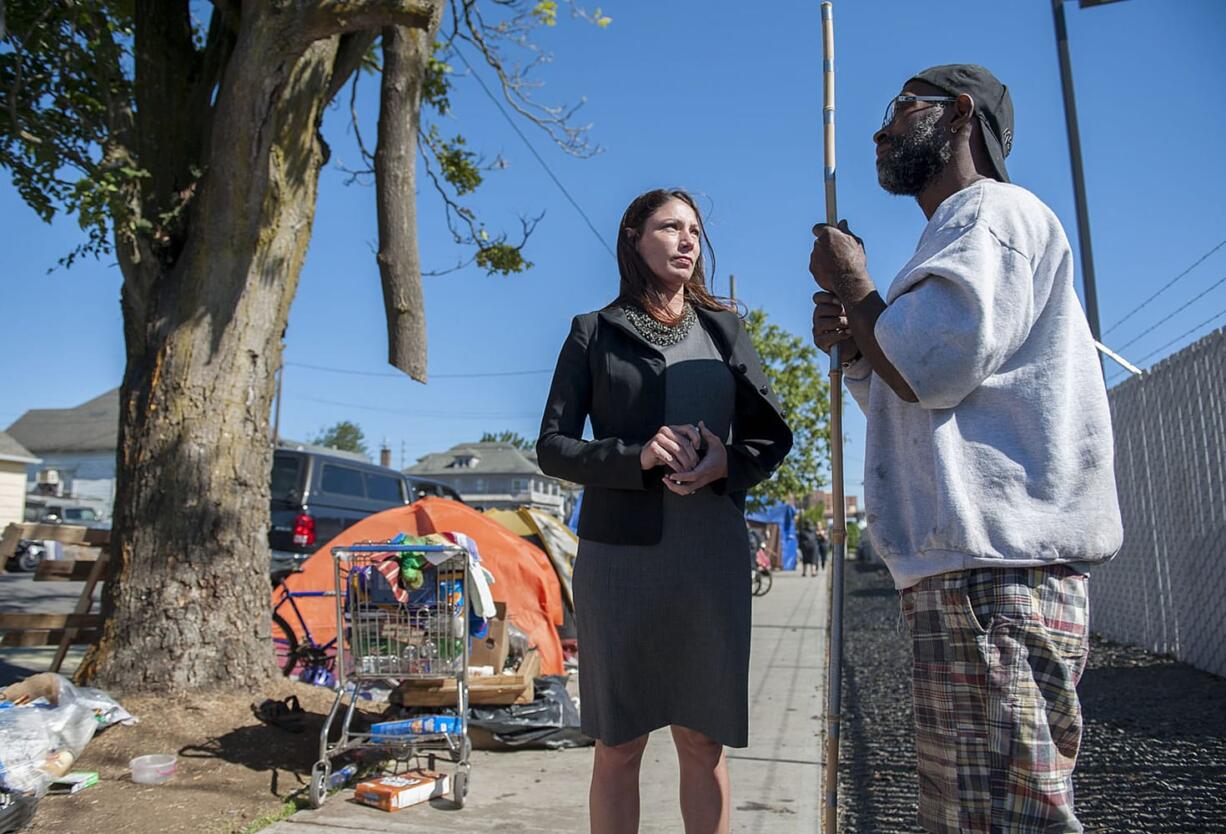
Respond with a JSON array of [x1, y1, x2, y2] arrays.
[[297, 1, 436, 42], [193, 5, 239, 163], [447, 0, 597, 158], [325, 30, 378, 105], [375, 18, 440, 382], [134, 0, 201, 223]]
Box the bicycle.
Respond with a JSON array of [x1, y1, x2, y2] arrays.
[[271, 579, 339, 686], [751, 546, 773, 597]]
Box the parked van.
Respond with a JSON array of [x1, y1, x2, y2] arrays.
[[269, 448, 464, 581]]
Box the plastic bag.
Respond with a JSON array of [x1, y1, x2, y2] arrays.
[[0, 707, 54, 797], [467, 675, 593, 749], [505, 623, 532, 660], [63, 682, 137, 729], [0, 674, 136, 799], [0, 673, 135, 731]]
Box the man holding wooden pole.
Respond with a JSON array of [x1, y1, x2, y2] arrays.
[[808, 64, 1123, 833]]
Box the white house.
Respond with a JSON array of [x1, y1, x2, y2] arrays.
[[6, 389, 119, 516], [0, 431, 41, 528], [407, 442, 568, 518]]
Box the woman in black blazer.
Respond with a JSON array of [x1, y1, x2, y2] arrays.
[[538, 189, 792, 834]]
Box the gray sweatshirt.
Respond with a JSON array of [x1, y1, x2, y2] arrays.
[[844, 181, 1123, 589]]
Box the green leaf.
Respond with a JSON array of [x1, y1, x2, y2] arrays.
[[743, 308, 832, 511]]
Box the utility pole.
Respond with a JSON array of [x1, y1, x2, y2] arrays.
[[729, 273, 736, 302], [1051, 0, 1125, 345]]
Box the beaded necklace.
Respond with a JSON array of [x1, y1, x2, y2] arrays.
[[621, 302, 696, 347]]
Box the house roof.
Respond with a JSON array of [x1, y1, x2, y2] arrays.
[[277, 437, 371, 463], [0, 430, 40, 465], [407, 442, 547, 477], [6, 389, 119, 454]]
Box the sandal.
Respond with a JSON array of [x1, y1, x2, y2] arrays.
[[251, 695, 305, 733]]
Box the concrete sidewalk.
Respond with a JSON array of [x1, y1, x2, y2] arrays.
[[266, 569, 829, 833]]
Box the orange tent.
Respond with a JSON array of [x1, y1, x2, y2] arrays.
[[273, 497, 565, 675]]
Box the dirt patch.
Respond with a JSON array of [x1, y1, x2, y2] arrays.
[[22, 679, 378, 834]]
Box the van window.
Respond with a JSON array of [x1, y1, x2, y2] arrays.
[[271, 454, 303, 500], [63, 508, 99, 522], [365, 473, 403, 503], [320, 464, 365, 497]]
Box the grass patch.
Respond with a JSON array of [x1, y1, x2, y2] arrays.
[[234, 798, 307, 834]]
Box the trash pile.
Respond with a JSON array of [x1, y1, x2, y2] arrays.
[[0, 673, 135, 830]]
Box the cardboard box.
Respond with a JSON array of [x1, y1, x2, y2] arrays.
[[48, 772, 98, 795], [469, 601, 509, 672], [353, 770, 449, 812]]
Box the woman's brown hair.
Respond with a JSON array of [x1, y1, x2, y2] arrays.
[[611, 189, 734, 323]]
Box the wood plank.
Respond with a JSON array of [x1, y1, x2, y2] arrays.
[[0, 523, 20, 560], [0, 613, 102, 630], [1, 629, 101, 648], [16, 523, 94, 544], [52, 555, 108, 672], [35, 560, 103, 582], [3, 523, 108, 565], [83, 528, 111, 547], [392, 651, 540, 706]]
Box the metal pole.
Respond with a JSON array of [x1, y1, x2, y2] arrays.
[[820, 3, 847, 831], [1051, 0, 1103, 344], [729, 272, 737, 301]]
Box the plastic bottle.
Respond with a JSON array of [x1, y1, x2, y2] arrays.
[[327, 764, 358, 790]]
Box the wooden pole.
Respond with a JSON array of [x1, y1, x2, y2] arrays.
[[820, 3, 847, 832]]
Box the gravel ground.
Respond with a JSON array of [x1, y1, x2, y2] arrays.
[[835, 562, 1226, 834]]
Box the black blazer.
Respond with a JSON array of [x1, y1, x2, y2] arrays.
[[537, 304, 793, 546]]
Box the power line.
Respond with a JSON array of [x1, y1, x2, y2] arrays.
[[1135, 305, 1226, 365], [1115, 274, 1226, 352], [294, 394, 539, 420], [1107, 303, 1226, 386], [1103, 237, 1226, 337], [451, 46, 616, 260], [285, 361, 551, 379]]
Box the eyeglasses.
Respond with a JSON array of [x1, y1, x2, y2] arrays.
[[881, 95, 957, 130]]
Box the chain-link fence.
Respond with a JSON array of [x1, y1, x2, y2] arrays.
[[1092, 327, 1226, 678]]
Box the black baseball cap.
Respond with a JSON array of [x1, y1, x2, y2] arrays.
[[909, 64, 1014, 183]]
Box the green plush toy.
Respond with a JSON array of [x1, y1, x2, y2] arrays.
[[399, 551, 426, 590]]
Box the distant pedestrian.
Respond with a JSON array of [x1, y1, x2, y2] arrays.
[[538, 188, 792, 834], [815, 527, 828, 570], [798, 523, 819, 576], [808, 65, 1122, 833]]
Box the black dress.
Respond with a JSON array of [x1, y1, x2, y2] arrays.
[[574, 322, 752, 748]]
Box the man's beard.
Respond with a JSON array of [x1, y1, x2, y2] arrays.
[[877, 107, 951, 196]]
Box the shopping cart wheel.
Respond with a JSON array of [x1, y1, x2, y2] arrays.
[[309, 761, 331, 809], [452, 768, 469, 809]]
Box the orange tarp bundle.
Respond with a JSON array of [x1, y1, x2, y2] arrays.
[[273, 497, 565, 675]]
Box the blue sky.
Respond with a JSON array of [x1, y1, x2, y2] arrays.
[[2, 0, 1224, 503]]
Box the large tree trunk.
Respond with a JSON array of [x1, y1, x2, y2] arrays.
[[79, 3, 436, 692]]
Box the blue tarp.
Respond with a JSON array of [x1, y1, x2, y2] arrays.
[[569, 490, 798, 570], [747, 502, 799, 571], [567, 491, 582, 533]]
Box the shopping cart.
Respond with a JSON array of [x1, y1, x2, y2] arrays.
[[310, 542, 472, 809]]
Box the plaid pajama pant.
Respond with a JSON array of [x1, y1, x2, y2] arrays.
[[900, 565, 1090, 834]]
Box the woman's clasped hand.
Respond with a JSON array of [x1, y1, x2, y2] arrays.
[[640, 421, 728, 496]]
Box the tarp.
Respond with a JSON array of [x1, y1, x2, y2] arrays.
[[567, 491, 582, 533], [273, 497, 565, 675], [747, 502, 798, 570], [485, 508, 576, 612]]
